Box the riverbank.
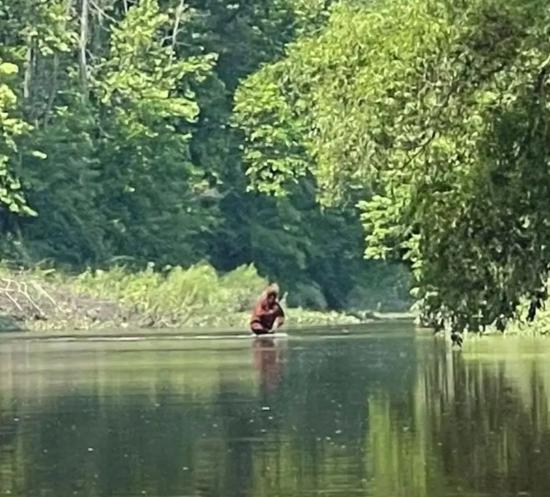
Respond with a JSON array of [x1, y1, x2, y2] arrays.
[[505, 305, 550, 336], [0, 264, 399, 333]]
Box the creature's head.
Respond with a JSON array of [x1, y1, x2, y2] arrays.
[[265, 283, 280, 305]]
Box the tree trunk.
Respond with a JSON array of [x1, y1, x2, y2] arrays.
[[45, 0, 73, 124], [79, 0, 89, 101], [23, 42, 33, 101], [170, 0, 186, 62], [44, 55, 59, 126]]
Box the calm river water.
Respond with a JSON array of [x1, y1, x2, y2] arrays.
[[1, 323, 550, 497]]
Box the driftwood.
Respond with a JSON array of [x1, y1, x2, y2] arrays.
[[0, 274, 142, 331], [0, 278, 48, 319]]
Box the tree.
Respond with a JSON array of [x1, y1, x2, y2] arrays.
[[91, 0, 218, 265], [235, 0, 550, 330], [0, 0, 408, 313], [4, 0, 219, 266], [0, 61, 32, 218]]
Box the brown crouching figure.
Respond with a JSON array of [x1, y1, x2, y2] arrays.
[[250, 284, 285, 335]]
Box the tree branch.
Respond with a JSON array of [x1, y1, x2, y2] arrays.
[[79, 0, 90, 101]]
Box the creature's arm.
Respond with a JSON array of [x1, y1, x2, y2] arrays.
[[274, 304, 285, 329], [254, 300, 277, 318]]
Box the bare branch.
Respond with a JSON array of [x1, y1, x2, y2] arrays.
[[89, 0, 118, 24], [170, 0, 186, 63], [80, 0, 90, 101], [23, 42, 33, 101]]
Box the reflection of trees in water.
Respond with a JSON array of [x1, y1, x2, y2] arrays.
[[253, 337, 286, 393], [6, 334, 550, 497], [0, 335, 418, 497], [0, 343, 259, 497], [437, 346, 550, 497], [367, 337, 550, 497], [247, 333, 419, 497], [365, 338, 446, 497]]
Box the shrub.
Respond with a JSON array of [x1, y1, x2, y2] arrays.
[[72, 262, 268, 325]]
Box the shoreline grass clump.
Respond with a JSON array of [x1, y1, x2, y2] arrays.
[[73, 263, 267, 328], [0, 262, 381, 332]]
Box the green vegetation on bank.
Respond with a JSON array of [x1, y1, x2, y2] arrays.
[[505, 301, 550, 336], [0, 263, 376, 332]]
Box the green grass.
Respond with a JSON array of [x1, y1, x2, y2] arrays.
[[71, 263, 267, 327], [0, 262, 362, 331]]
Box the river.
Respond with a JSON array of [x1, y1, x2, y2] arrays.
[[1, 322, 549, 497]]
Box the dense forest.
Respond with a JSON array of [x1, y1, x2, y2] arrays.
[[2, 0, 549, 330], [0, 0, 409, 312], [235, 0, 550, 332]]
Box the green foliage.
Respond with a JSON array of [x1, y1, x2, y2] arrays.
[[16, 106, 107, 265], [219, 264, 268, 311], [92, 0, 219, 265], [234, 63, 310, 196], [96, 0, 214, 123], [181, 0, 403, 310], [8, 0, 221, 267], [0, 0, 409, 316], [0, 61, 32, 216], [74, 262, 267, 326], [346, 263, 411, 312], [235, 0, 550, 331], [0, 261, 366, 330], [287, 282, 328, 310]]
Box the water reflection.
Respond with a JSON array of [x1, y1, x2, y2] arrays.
[[2, 329, 550, 496], [253, 337, 286, 393]]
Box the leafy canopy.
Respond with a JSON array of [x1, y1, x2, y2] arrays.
[[235, 0, 550, 331]]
